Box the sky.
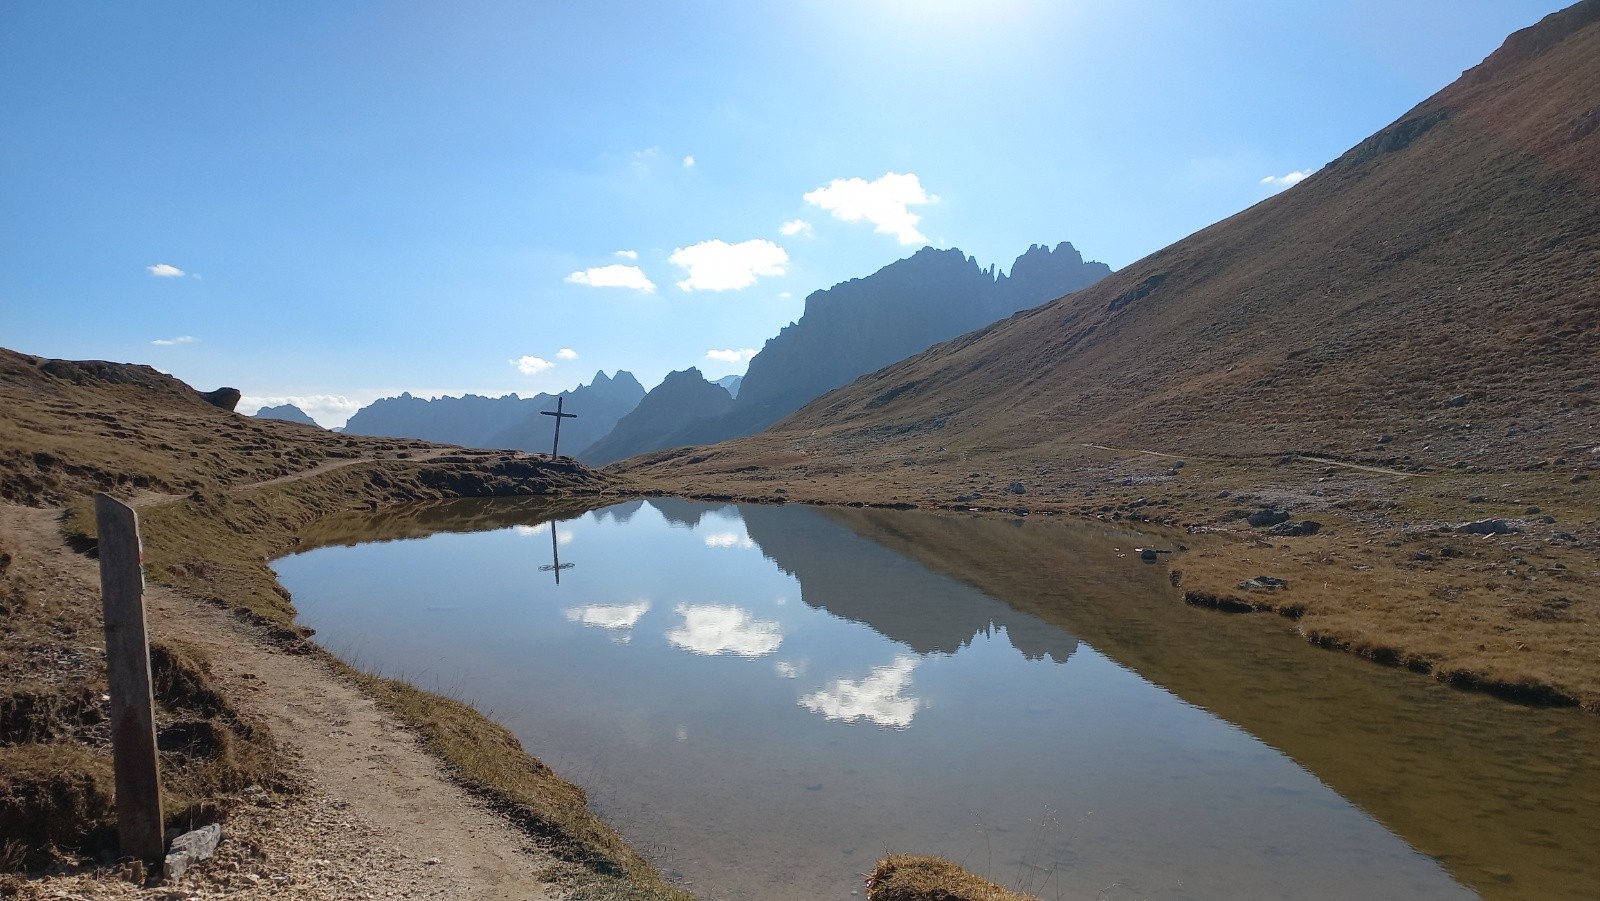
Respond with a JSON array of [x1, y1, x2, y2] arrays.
[[0, 1, 1573, 427]]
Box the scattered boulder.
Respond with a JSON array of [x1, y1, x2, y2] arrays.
[[1246, 508, 1291, 527], [1448, 394, 1471, 408], [1006, 482, 1026, 495], [1457, 518, 1519, 535], [1238, 575, 1289, 592], [1269, 520, 1322, 537]]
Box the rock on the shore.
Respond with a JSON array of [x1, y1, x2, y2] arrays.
[[164, 823, 222, 879]]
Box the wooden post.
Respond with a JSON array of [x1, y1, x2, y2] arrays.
[[95, 493, 164, 863]]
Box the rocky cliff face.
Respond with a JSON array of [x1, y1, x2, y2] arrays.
[[648, 241, 1110, 452], [342, 370, 645, 456], [579, 368, 735, 465]]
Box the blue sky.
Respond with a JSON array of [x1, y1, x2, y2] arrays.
[[0, 1, 1570, 426]]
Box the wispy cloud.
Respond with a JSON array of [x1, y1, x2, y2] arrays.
[[150, 335, 195, 346], [512, 355, 555, 376], [705, 348, 757, 363], [1261, 170, 1311, 190], [564, 601, 650, 631], [803, 172, 935, 245], [147, 263, 185, 278], [682, 155, 696, 168], [613, 249, 638, 260], [669, 239, 788, 292], [565, 264, 656, 293], [556, 348, 579, 360], [779, 219, 813, 237]]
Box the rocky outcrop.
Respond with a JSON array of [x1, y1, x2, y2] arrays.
[[198, 388, 242, 411]]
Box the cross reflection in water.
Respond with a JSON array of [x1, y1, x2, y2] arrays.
[[537, 521, 575, 584]]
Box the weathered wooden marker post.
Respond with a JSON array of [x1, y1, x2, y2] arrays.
[[94, 493, 165, 863], [541, 395, 577, 459]]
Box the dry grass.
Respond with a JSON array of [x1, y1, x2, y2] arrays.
[[866, 855, 1037, 901], [0, 348, 683, 897]]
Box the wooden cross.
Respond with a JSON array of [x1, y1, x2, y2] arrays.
[[537, 522, 575, 584], [541, 395, 577, 458]]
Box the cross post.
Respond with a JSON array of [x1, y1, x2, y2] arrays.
[[540, 395, 578, 459]]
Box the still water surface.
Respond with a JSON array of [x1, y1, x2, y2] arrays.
[[275, 499, 1600, 900]]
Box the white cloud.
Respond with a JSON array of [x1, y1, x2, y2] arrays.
[[1261, 170, 1311, 190], [150, 335, 195, 346], [665, 604, 782, 658], [565, 601, 650, 631], [513, 355, 555, 376], [780, 219, 813, 237], [802, 172, 935, 245], [556, 348, 579, 360], [799, 656, 921, 729], [774, 660, 805, 679], [705, 348, 757, 364], [778, 291, 792, 299], [514, 524, 547, 536], [614, 249, 638, 260], [669, 239, 788, 292], [147, 263, 185, 278], [565, 264, 657, 293], [682, 155, 696, 168]]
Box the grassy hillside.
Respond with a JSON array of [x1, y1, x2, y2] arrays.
[[0, 348, 689, 898]]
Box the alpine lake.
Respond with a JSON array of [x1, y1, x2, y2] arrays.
[[273, 498, 1600, 901]]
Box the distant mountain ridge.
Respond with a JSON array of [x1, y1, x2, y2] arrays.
[[253, 403, 319, 427], [343, 370, 645, 456], [580, 241, 1110, 463], [582, 368, 735, 465]]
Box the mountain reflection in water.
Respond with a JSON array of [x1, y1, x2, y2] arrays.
[[278, 498, 1599, 901]]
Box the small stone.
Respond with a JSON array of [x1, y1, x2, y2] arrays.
[[1448, 394, 1470, 408], [1238, 575, 1289, 591], [1269, 520, 1322, 537], [425, 857, 442, 866], [1377, 433, 1394, 444], [1007, 482, 1026, 494], [163, 824, 222, 880]]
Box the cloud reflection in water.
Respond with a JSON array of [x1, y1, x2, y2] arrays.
[[800, 656, 921, 728], [666, 603, 783, 657], [564, 601, 650, 631]]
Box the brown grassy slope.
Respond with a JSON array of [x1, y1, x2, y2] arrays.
[[0, 350, 688, 897], [630, 2, 1600, 475]]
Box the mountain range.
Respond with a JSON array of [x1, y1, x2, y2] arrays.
[[579, 241, 1110, 464], [342, 370, 645, 456]]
